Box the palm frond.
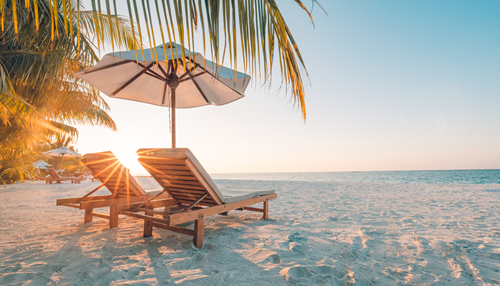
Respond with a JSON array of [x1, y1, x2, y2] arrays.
[[77, 10, 141, 51], [0, 0, 321, 119], [0, 0, 136, 174]]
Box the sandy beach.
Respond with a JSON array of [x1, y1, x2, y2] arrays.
[[1, 178, 499, 285], [1, 0, 499, 285]]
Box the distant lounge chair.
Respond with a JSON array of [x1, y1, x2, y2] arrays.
[[56, 151, 171, 228], [118, 148, 277, 248], [37, 168, 85, 184]]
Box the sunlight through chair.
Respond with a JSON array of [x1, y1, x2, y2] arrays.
[[56, 151, 172, 228]]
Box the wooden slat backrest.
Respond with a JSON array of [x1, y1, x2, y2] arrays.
[[137, 148, 223, 206], [82, 151, 146, 197]]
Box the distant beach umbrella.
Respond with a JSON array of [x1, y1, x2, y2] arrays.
[[75, 42, 251, 147], [42, 146, 81, 167], [32, 159, 51, 169], [32, 160, 52, 174]]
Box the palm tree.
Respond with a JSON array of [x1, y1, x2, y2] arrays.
[[0, 0, 140, 182], [0, 0, 321, 119]]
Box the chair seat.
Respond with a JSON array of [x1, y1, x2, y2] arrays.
[[219, 188, 275, 204]]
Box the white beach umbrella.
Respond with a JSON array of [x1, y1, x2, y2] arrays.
[[42, 146, 81, 167], [32, 159, 51, 170], [75, 42, 251, 147], [33, 160, 52, 175]]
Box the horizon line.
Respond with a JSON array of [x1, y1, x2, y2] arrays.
[[131, 167, 500, 176]]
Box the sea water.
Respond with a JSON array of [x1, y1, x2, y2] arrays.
[[211, 169, 500, 184]]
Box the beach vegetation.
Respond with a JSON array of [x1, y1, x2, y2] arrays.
[[0, 0, 322, 120], [0, 0, 140, 183]]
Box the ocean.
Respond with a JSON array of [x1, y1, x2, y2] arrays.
[[211, 169, 500, 184]]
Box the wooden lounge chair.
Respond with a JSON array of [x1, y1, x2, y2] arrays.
[[117, 148, 277, 248], [37, 168, 85, 184], [56, 151, 171, 228]]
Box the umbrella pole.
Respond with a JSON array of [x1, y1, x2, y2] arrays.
[[172, 87, 176, 148], [168, 71, 179, 149]]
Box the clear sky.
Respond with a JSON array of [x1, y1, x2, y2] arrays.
[[76, 0, 500, 175]]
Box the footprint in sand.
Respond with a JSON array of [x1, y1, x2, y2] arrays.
[[284, 232, 309, 253], [280, 266, 312, 280], [120, 266, 147, 280], [286, 233, 306, 243], [289, 243, 307, 253], [280, 265, 348, 283], [267, 254, 281, 264]]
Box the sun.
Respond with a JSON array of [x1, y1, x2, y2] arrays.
[[109, 147, 147, 176]]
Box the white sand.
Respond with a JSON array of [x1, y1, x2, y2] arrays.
[[1, 178, 499, 285]]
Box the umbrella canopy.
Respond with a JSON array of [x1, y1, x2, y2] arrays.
[[42, 146, 81, 158], [42, 146, 81, 169], [33, 159, 51, 170], [75, 42, 251, 147]]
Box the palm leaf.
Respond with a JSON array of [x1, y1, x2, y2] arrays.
[[0, 0, 138, 172], [0, 0, 320, 119]]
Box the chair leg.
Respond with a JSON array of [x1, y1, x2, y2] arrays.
[[193, 217, 204, 248], [109, 205, 119, 228], [84, 208, 93, 223], [263, 201, 269, 220], [143, 209, 153, 237]]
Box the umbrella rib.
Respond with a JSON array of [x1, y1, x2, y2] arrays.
[[144, 71, 167, 82], [83, 60, 135, 74], [111, 63, 155, 96], [193, 60, 247, 96], [183, 60, 246, 96], [178, 72, 204, 83], [157, 64, 169, 78], [178, 64, 201, 81], [137, 62, 167, 80], [187, 71, 210, 104], [203, 70, 246, 96]]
